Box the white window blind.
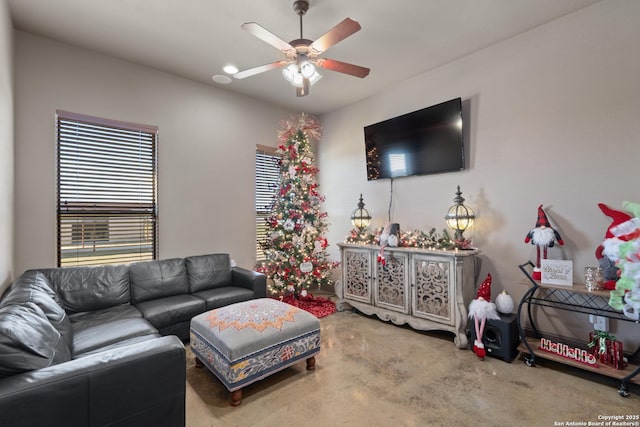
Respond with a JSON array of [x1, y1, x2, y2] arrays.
[[56, 110, 158, 267], [255, 145, 280, 263]]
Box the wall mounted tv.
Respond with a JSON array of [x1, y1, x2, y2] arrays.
[[364, 97, 464, 180]]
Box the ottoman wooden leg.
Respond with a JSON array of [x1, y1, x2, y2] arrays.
[[195, 358, 203, 368], [306, 356, 316, 371], [230, 389, 243, 407]]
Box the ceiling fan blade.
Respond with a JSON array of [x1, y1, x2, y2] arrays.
[[316, 58, 370, 78], [234, 61, 287, 79], [241, 22, 295, 54], [309, 18, 361, 54]]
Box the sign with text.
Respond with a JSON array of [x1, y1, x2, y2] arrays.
[[541, 259, 573, 286]]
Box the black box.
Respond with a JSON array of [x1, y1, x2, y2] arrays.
[[470, 313, 519, 363]]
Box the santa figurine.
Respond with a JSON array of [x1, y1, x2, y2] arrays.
[[468, 274, 500, 360], [524, 204, 564, 281]]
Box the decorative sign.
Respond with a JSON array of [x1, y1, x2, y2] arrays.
[[541, 259, 573, 286], [538, 338, 598, 367]]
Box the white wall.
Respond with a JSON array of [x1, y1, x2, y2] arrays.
[[318, 1, 640, 348], [14, 31, 293, 274], [0, 0, 13, 294]]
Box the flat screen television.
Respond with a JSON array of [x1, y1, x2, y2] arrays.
[[364, 97, 464, 180]]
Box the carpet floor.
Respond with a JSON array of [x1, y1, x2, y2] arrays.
[[185, 308, 638, 427]]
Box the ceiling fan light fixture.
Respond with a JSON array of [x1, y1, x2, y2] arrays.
[[291, 72, 305, 88], [282, 63, 298, 82], [299, 60, 316, 79], [308, 70, 322, 85]]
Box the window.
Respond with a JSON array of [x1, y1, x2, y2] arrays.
[[255, 144, 280, 263], [56, 111, 158, 267]]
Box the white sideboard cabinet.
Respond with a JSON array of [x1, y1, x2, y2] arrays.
[[336, 243, 479, 348]]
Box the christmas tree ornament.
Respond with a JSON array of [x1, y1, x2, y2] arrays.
[[524, 204, 564, 281], [283, 219, 295, 231], [300, 262, 313, 273]]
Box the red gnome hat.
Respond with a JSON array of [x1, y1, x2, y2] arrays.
[[476, 273, 492, 301], [595, 203, 633, 259], [535, 204, 551, 228]]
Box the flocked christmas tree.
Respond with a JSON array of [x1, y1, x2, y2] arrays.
[[256, 113, 338, 297]]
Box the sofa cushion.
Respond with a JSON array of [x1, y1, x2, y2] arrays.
[[193, 286, 255, 310], [72, 317, 158, 356], [185, 254, 232, 292], [0, 303, 71, 378], [8, 270, 58, 300], [35, 265, 130, 313], [130, 258, 189, 304], [0, 272, 73, 349], [73, 333, 161, 358], [135, 294, 206, 330], [69, 304, 143, 331]]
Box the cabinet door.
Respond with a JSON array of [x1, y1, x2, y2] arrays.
[[342, 248, 373, 304], [411, 254, 454, 325], [374, 251, 409, 314]]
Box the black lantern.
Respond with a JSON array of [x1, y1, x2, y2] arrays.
[[350, 194, 372, 231], [445, 186, 475, 240]]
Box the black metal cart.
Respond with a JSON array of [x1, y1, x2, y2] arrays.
[[517, 261, 640, 397]]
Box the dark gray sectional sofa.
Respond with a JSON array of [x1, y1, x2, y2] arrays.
[[0, 253, 266, 427]]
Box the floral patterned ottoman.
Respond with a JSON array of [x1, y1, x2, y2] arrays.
[[190, 298, 321, 406]]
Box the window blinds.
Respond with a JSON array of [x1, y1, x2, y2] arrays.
[[255, 146, 280, 263], [56, 111, 158, 267]]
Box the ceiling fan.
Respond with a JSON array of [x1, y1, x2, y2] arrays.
[[233, 0, 370, 97]]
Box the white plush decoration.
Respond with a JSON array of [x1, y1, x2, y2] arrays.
[[230, 259, 237, 268], [468, 299, 500, 320], [388, 234, 398, 247], [495, 290, 515, 314], [530, 227, 556, 246]]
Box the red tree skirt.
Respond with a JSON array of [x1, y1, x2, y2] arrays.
[[278, 294, 336, 318]]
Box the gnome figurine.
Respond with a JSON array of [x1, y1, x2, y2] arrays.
[[524, 205, 564, 281], [468, 274, 500, 360], [596, 203, 632, 290]]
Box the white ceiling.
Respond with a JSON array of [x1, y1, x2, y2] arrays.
[[8, 0, 600, 115]]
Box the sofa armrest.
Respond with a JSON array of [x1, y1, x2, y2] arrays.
[[0, 336, 185, 427], [232, 267, 267, 298]]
